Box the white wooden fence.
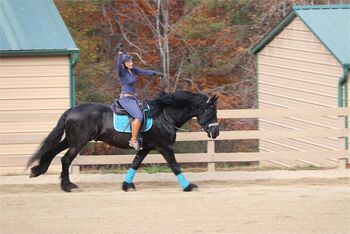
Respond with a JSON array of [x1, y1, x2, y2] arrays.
[[0, 107, 348, 174], [72, 107, 349, 171]]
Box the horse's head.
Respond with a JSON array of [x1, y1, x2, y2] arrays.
[[149, 91, 220, 139], [196, 95, 220, 139]]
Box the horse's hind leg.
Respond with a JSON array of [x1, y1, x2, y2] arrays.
[[30, 138, 69, 177], [60, 146, 83, 192]]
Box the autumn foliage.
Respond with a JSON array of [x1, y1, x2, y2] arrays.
[[56, 0, 342, 109], [55, 0, 343, 156]]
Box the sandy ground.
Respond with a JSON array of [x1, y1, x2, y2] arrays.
[[1, 170, 350, 234]]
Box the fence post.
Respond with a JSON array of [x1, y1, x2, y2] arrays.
[[207, 140, 215, 172], [338, 113, 349, 169], [70, 165, 80, 174], [70, 153, 80, 174]]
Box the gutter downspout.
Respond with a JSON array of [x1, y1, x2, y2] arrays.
[[69, 52, 79, 107], [338, 66, 347, 107], [338, 64, 349, 150]]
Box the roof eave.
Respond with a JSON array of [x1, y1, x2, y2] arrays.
[[0, 49, 80, 56], [249, 11, 296, 55], [293, 4, 350, 10]]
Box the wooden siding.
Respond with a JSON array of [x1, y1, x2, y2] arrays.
[[348, 73, 350, 106], [258, 17, 344, 152], [348, 72, 350, 150], [0, 56, 71, 173]]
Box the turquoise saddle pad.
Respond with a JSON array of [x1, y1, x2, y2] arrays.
[[113, 105, 153, 133]]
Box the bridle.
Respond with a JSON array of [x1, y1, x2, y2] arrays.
[[201, 97, 219, 133], [201, 120, 219, 139], [204, 122, 219, 131], [163, 108, 219, 133], [162, 96, 219, 134]]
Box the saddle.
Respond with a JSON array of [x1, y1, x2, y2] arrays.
[[111, 98, 145, 115], [111, 98, 153, 133]]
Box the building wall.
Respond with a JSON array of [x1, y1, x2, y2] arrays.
[[348, 71, 350, 150], [348, 73, 350, 107], [0, 55, 70, 174], [258, 17, 343, 153]]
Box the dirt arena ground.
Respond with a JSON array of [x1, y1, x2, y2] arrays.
[[1, 170, 350, 234]]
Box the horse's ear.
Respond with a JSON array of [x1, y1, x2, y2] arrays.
[[213, 95, 219, 103], [207, 96, 212, 104], [208, 95, 218, 105]]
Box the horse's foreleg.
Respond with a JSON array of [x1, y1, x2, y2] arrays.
[[157, 146, 198, 192], [122, 149, 150, 192]]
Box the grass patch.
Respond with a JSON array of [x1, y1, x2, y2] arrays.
[[139, 165, 172, 174], [79, 162, 332, 175]]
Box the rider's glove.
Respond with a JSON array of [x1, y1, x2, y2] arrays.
[[115, 43, 124, 53], [153, 71, 163, 77]]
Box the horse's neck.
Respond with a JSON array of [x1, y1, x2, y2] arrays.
[[164, 106, 195, 127]]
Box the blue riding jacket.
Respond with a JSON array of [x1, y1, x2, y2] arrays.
[[117, 53, 157, 95]]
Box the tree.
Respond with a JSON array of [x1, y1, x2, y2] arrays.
[[56, 0, 346, 108]]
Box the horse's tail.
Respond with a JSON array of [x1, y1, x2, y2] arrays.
[[26, 108, 71, 169]]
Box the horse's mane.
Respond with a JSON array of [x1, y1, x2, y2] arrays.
[[149, 91, 208, 117]]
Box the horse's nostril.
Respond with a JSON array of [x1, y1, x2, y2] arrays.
[[213, 130, 219, 139]]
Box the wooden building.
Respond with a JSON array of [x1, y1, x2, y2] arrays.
[[0, 0, 79, 174], [250, 5, 349, 162]]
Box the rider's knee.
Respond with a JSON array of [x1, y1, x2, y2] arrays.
[[134, 114, 143, 122]]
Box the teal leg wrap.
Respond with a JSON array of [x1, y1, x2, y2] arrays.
[[176, 173, 190, 189], [124, 168, 136, 183]]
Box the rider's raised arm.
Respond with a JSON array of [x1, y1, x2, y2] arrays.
[[116, 52, 125, 77]]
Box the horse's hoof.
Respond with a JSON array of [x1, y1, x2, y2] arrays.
[[183, 183, 198, 192], [70, 187, 80, 192], [29, 166, 45, 178], [122, 182, 136, 192], [69, 182, 79, 189], [61, 183, 79, 192]]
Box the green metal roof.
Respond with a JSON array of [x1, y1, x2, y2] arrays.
[[0, 0, 79, 55], [249, 4, 350, 66]]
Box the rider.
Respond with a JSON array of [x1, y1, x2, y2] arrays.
[[116, 44, 162, 150]]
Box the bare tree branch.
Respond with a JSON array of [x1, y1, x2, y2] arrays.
[[171, 57, 186, 92], [114, 16, 143, 53], [102, 4, 115, 36], [177, 78, 204, 94], [129, 52, 147, 64]]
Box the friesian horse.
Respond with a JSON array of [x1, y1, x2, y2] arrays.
[[27, 91, 219, 192]]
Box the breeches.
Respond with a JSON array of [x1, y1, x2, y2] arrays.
[[118, 97, 143, 121]]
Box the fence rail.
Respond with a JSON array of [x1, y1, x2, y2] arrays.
[[0, 107, 348, 172], [72, 107, 349, 171]]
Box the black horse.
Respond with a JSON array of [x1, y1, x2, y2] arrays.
[[27, 91, 219, 192]]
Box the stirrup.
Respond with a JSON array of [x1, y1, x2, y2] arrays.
[[129, 139, 143, 150]]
